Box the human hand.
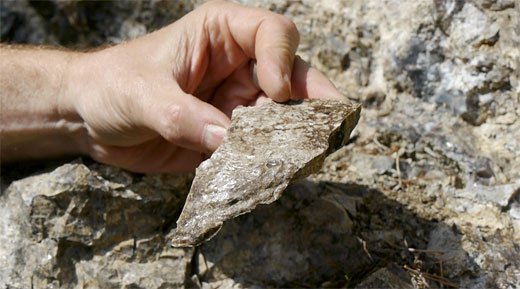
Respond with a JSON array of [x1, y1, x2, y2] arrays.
[[64, 0, 348, 173]]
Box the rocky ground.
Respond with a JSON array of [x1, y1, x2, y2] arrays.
[[1, 0, 519, 288]]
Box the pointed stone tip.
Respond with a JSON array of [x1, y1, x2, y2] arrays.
[[171, 223, 223, 247]]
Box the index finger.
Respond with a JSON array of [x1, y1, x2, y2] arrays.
[[203, 0, 300, 102]]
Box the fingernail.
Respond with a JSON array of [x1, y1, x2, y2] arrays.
[[203, 124, 227, 152], [283, 72, 292, 98], [251, 60, 260, 89]]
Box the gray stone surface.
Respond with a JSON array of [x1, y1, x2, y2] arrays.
[[0, 163, 194, 289], [196, 181, 372, 287], [171, 99, 361, 247], [355, 264, 414, 289]]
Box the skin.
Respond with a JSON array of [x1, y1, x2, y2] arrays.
[[0, 0, 348, 173]]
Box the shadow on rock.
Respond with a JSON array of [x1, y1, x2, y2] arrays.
[[195, 180, 480, 288]]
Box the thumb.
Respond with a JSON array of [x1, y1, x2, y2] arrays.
[[254, 16, 300, 102], [218, 1, 300, 102], [143, 86, 231, 153]]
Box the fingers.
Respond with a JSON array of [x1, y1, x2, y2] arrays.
[[199, 2, 346, 104], [252, 91, 271, 106], [291, 56, 350, 102], [141, 83, 231, 153], [210, 61, 260, 117], [205, 1, 299, 102]]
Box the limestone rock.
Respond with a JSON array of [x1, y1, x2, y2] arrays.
[[171, 99, 361, 247], [0, 163, 194, 289]]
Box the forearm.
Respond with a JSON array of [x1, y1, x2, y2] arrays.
[[0, 46, 88, 162]]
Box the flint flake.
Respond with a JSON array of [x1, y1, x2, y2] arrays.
[[171, 99, 361, 247]]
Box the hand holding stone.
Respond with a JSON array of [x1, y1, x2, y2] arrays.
[[66, 1, 348, 173], [1, 0, 347, 173]]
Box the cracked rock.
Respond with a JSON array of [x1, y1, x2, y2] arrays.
[[0, 163, 194, 289], [171, 99, 361, 247]]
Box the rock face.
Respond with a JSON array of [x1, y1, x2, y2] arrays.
[[172, 100, 361, 247], [196, 181, 376, 287], [0, 163, 194, 289], [1, 0, 519, 288]]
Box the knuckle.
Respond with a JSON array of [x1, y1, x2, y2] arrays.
[[268, 14, 300, 48], [275, 14, 299, 35], [160, 104, 183, 142]]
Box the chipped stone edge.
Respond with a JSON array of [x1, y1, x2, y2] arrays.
[[170, 103, 361, 247]]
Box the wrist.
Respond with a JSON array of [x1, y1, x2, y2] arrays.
[[54, 50, 90, 156], [0, 46, 91, 161], [57, 51, 83, 122]]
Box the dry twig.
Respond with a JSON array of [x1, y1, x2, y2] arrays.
[[394, 147, 406, 190], [357, 237, 373, 261], [404, 265, 459, 288]]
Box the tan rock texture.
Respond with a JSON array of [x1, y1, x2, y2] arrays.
[[171, 100, 361, 247]]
